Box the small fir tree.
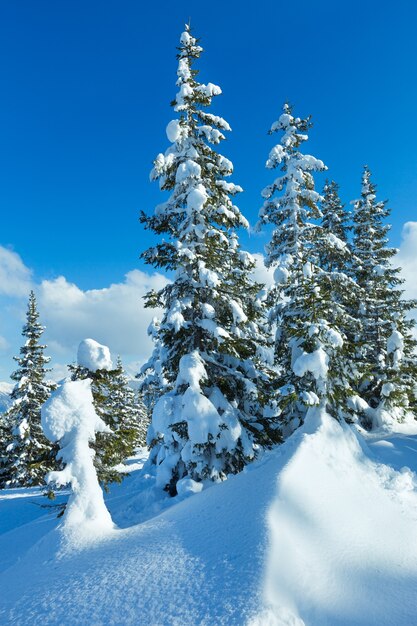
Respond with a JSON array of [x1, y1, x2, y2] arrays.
[[352, 166, 417, 424], [138, 317, 168, 422], [109, 356, 149, 450], [0, 291, 56, 488], [69, 348, 146, 489], [140, 25, 280, 495]]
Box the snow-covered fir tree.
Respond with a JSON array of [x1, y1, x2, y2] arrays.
[[319, 180, 351, 272], [69, 340, 146, 489], [140, 25, 280, 495], [138, 317, 167, 420], [258, 104, 361, 432], [352, 166, 417, 424], [111, 356, 148, 449], [0, 291, 56, 488]]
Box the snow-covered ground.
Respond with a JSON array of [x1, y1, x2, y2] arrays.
[[0, 415, 417, 626]]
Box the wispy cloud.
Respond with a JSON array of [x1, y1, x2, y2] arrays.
[[396, 221, 417, 301], [0, 246, 33, 297]]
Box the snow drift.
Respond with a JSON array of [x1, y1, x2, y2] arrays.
[[1, 410, 417, 625]]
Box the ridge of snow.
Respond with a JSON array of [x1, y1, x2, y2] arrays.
[[1, 410, 417, 624]]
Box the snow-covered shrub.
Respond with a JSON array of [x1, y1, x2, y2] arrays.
[[42, 378, 113, 541]]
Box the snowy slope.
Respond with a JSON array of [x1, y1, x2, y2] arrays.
[[0, 413, 417, 626]]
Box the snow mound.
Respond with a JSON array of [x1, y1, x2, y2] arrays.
[[1, 409, 417, 625], [77, 338, 113, 372], [252, 408, 417, 625], [293, 347, 328, 380]]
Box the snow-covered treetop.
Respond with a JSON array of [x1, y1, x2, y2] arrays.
[[321, 180, 349, 241], [318, 180, 351, 274], [268, 103, 309, 154], [42, 378, 111, 444], [352, 165, 395, 287], [22, 290, 48, 344], [77, 339, 113, 372], [174, 25, 221, 113], [12, 290, 51, 378], [353, 166, 388, 221], [141, 25, 253, 362], [146, 24, 244, 245], [258, 103, 327, 270]]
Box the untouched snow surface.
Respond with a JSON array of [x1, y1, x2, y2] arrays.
[[1, 413, 417, 625]]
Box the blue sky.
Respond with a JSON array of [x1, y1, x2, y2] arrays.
[[0, 0, 416, 380]]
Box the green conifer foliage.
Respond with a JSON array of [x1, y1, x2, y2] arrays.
[[140, 26, 280, 495], [319, 180, 351, 272], [352, 167, 417, 424], [69, 356, 147, 489], [259, 105, 361, 433], [0, 292, 56, 487]]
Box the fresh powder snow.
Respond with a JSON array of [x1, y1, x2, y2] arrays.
[[1, 409, 417, 625], [41, 378, 114, 547], [77, 338, 113, 372]]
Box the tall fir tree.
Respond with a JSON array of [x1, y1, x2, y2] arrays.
[[69, 355, 146, 489], [352, 166, 417, 424], [258, 104, 360, 432], [0, 291, 56, 488], [140, 25, 280, 495]]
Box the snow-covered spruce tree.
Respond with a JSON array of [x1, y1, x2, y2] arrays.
[[110, 356, 149, 449], [352, 166, 417, 424], [140, 25, 280, 495], [0, 291, 56, 488], [69, 340, 145, 489], [258, 104, 361, 432], [319, 180, 351, 272], [138, 317, 167, 421]]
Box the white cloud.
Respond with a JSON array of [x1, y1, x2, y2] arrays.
[[37, 269, 169, 364], [251, 253, 275, 289], [397, 222, 417, 301], [0, 336, 9, 352], [0, 226, 415, 382], [0, 246, 33, 297], [0, 246, 169, 379]]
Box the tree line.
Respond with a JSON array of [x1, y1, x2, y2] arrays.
[[139, 26, 417, 496], [0, 292, 149, 489], [0, 25, 415, 497]]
